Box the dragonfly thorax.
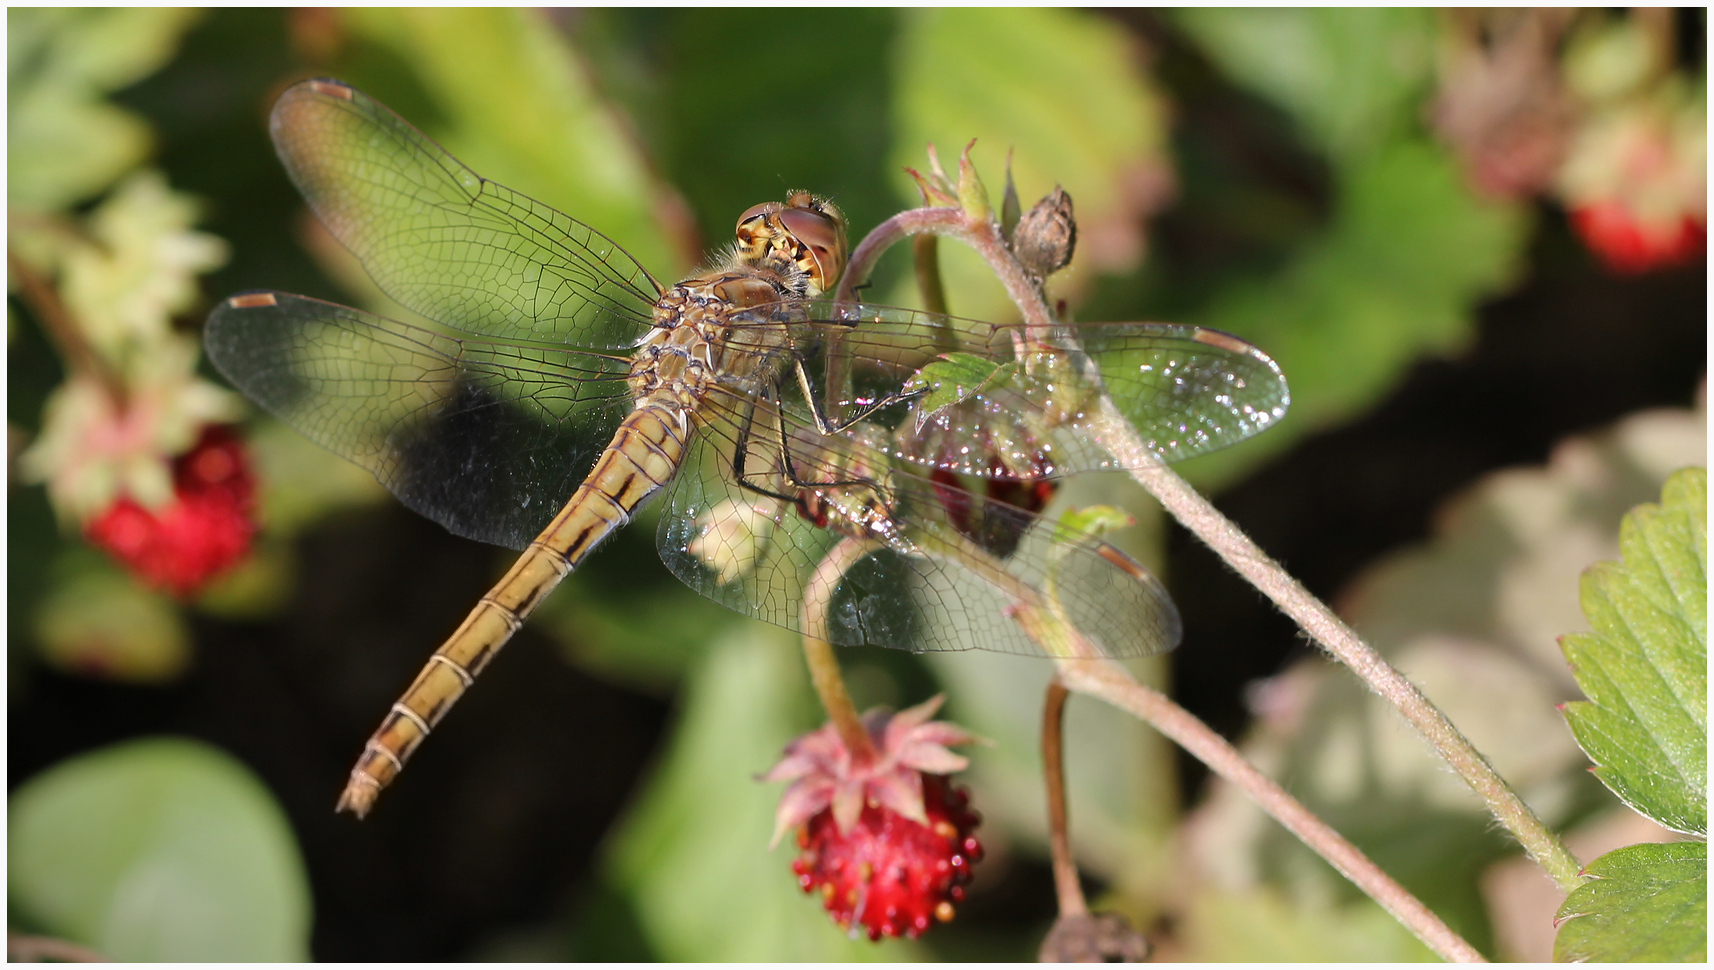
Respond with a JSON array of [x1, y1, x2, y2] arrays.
[[632, 269, 797, 408]]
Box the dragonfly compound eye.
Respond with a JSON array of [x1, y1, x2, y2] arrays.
[[778, 205, 848, 293], [735, 201, 782, 241]]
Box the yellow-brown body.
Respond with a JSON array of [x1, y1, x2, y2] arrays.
[[338, 196, 844, 817]]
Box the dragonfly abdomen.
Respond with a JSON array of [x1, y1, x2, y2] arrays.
[[336, 400, 691, 817]]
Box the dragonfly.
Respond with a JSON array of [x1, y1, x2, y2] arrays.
[[205, 79, 1289, 818]]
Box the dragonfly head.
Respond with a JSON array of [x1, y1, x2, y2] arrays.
[[733, 192, 848, 298]]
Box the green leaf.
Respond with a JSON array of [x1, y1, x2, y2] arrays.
[[601, 627, 921, 960], [1554, 841, 1707, 962], [1172, 8, 1435, 162], [1561, 468, 1707, 836], [7, 8, 202, 211], [34, 550, 190, 684], [1176, 137, 1526, 490], [337, 8, 684, 279], [1057, 504, 1135, 541], [903, 352, 1018, 421], [621, 9, 898, 257], [8, 87, 152, 214], [8, 738, 312, 961], [1155, 12, 1529, 490], [1182, 886, 1438, 962], [892, 8, 1170, 319]]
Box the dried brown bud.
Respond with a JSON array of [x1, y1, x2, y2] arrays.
[[1012, 187, 1077, 278], [1037, 912, 1150, 963]]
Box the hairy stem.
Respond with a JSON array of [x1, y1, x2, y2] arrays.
[[909, 522, 1483, 960], [799, 537, 881, 761], [1041, 679, 1089, 918], [1053, 656, 1486, 963], [1089, 404, 1585, 890], [846, 201, 1586, 892]]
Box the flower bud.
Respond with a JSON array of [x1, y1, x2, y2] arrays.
[[1012, 187, 1077, 278]]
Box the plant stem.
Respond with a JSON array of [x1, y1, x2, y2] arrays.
[[7, 247, 128, 406], [845, 201, 1587, 893], [1041, 678, 1089, 918], [1088, 406, 1585, 891], [799, 537, 880, 761], [907, 522, 1483, 960], [912, 235, 949, 317], [1052, 656, 1487, 963]]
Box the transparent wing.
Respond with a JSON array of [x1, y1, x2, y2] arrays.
[[270, 78, 660, 349], [720, 301, 1290, 478], [204, 291, 634, 549], [657, 392, 1182, 658]]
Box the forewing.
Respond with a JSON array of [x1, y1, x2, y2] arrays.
[[723, 303, 1290, 477], [656, 393, 1181, 659], [270, 78, 660, 348], [205, 291, 632, 549]]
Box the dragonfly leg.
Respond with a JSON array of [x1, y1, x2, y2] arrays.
[[793, 357, 926, 436]]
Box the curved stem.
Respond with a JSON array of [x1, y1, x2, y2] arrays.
[[837, 207, 965, 306], [906, 513, 1484, 960], [844, 202, 1586, 893], [1041, 678, 1088, 918], [1053, 656, 1486, 964], [799, 536, 880, 761], [1088, 406, 1585, 891]]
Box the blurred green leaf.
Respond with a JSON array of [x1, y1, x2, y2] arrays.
[[1176, 138, 1526, 489], [892, 9, 1170, 319], [1561, 467, 1707, 836], [1182, 886, 1438, 962], [1172, 8, 1436, 162], [8, 737, 312, 961], [33, 550, 189, 684], [7, 8, 202, 211], [337, 8, 686, 279], [601, 626, 921, 960], [1056, 503, 1135, 541], [630, 9, 899, 250], [192, 536, 294, 620], [1553, 841, 1707, 962], [1203, 408, 1706, 957], [1155, 10, 1529, 489], [539, 564, 736, 694]]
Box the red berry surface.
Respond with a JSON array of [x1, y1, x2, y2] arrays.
[[86, 425, 257, 597], [1570, 201, 1706, 274], [791, 774, 983, 941]]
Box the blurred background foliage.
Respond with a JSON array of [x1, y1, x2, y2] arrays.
[[7, 8, 1705, 961]]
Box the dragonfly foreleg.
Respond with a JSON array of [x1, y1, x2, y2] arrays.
[[793, 356, 927, 436]]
